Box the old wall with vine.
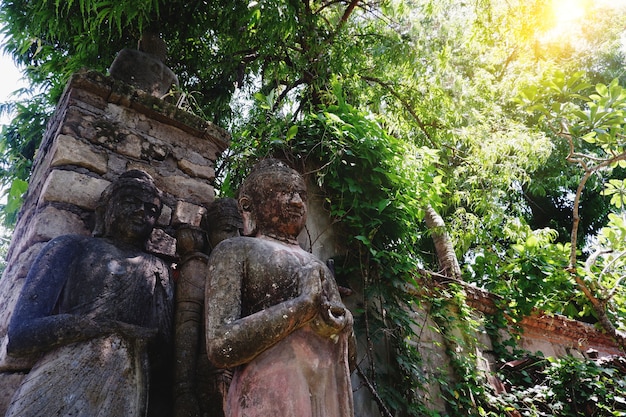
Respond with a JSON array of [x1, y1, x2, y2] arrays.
[[220, 87, 626, 416]]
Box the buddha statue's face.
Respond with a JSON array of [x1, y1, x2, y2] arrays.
[[202, 198, 243, 250], [104, 186, 161, 246], [241, 168, 308, 240], [207, 219, 240, 248]]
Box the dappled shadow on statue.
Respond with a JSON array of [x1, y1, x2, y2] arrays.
[[5, 170, 174, 417]]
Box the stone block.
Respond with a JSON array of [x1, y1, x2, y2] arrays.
[[61, 107, 97, 141], [177, 159, 215, 181], [147, 228, 177, 259], [50, 134, 108, 174], [172, 201, 207, 227], [107, 154, 129, 176], [174, 149, 206, 166], [117, 133, 143, 159], [105, 102, 137, 129], [142, 137, 168, 161], [159, 175, 214, 206], [68, 70, 112, 102], [203, 123, 231, 149], [25, 206, 89, 244], [152, 123, 224, 162], [39, 170, 110, 210], [158, 204, 172, 227], [68, 86, 108, 112]]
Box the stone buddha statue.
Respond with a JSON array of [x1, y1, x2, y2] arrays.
[[6, 170, 174, 417], [204, 159, 355, 417]]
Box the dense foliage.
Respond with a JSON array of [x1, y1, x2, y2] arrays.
[[491, 355, 626, 416], [2, 0, 626, 415]]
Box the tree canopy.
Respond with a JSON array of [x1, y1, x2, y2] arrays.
[[2, 0, 626, 415]]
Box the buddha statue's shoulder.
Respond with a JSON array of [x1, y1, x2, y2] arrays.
[[211, 235, 264, 252], [209, 235, 309, 261], [37, 234, 93, 256]]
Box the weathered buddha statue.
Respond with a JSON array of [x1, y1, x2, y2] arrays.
[[205, 159, 355, 417], [174, 198, 242, 417], [6, 170, 174, 417]]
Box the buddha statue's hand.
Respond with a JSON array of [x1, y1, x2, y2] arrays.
[[297, 262, 325, 321], [312, 299, 353, 338], [310, 269, 353, 337]]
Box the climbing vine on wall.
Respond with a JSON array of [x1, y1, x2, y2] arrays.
[[219, 85, 508, 416]]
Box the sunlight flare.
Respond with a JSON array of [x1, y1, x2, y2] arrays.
[[552, 0, 585, 25]]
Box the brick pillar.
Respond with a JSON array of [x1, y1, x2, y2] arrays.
[[0, 70, 229, 412]]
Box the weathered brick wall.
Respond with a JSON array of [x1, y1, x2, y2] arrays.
[[0, 70, 229, 413], [463, 282, 623, 358]]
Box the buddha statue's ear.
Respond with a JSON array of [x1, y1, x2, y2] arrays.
[[238, 196, 256, 236]]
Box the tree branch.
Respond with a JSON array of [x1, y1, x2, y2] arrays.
[[607, 273, 626, 301], [559, 122, 626, 269], [360, 75, 437, 147], [570, 271, 626, 351], [320, 0, 362, 51], [337, 0, 361, 33], [355, 365, 394, 417], [558, 121, 626, 351], [568, 169, 592, 270], [424, 204, 462, 280], [271, 78, 307, 112]]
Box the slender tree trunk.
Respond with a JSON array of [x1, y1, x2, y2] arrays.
[[424, 205, 462, 280]]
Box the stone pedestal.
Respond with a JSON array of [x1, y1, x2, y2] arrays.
[[0, 70, 229, 413]]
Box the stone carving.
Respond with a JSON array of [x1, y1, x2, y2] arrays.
[[5, 170, 174, 417], [109, 31, 179, 97], [205, 159, 355, 417], [174, 198, 242, 417], [204, 199, 244, 253]]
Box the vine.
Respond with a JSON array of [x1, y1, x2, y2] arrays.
[[221, 85, 511, 415], [219, 79, 626, 415]]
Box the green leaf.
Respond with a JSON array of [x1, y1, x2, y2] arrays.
[[285, 125, 298, 142], [596, 83, 609, 96], [377, 199, 390, 213]]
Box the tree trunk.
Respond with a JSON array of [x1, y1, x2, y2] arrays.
[[424, 205, 462, 280]]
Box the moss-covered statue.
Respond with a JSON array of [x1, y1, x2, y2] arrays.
[[6, 170, 174, 417], [205, 159, 355, 417]]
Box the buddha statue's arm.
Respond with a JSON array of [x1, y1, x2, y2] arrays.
[[7, 236, 156, 357], [8, 314, 156, 357], [205, 243, 321, 369]]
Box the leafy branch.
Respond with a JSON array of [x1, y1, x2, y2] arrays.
[[558, 121, 626, 270], [517, 72, 626, 351]]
